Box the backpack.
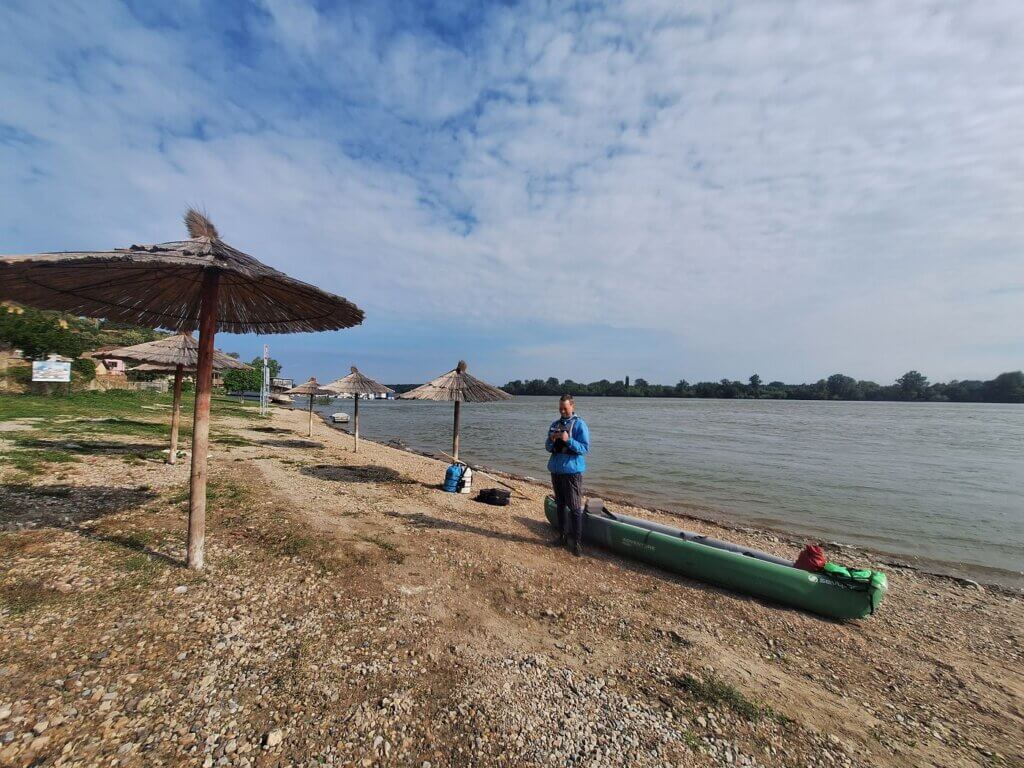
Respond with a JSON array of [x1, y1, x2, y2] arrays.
[[443, 463, 465, 493]]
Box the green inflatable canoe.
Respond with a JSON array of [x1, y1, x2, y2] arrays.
[[544, 496, 887, 620]]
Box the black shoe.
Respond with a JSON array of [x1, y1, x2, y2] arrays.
[[571, 538, 582, 557]]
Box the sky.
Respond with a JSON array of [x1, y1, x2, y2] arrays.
[[1, 0, 1022, 386]]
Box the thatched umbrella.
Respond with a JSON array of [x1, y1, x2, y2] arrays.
[[323, 366, 394, 452], [104, 334, 249, 465], [285, 377, 335, 438], [0, 209, 364, 569], [397, 360, 511, 460]]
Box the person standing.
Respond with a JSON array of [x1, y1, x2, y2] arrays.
[[545, 394, 591, 555]]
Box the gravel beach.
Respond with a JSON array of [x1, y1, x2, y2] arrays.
[[1, 400, 1021, 767]]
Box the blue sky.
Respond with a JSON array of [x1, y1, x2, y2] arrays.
[[1, 0, 1022, 386]]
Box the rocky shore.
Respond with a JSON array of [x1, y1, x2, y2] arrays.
[[1, 397, 1021, 767]]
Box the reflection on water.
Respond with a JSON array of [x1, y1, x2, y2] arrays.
[[312, 396, 1024, 586]]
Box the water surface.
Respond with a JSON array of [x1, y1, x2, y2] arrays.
[[310, 396, 1024, 586]]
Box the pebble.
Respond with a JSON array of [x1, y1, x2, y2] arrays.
[[264, 729, 283, 748]]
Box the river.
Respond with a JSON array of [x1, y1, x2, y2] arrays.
[[308, 396, 1024, 587]]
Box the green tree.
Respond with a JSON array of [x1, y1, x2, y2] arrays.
[[71, 357, 96, 383], [0, 306, 90, 359], [223, 356, 282, 393], [984, 371, 1024, 403], [896, 370, 929, 400], [748, 374, 762, 398], [826, 373, 859, 400]]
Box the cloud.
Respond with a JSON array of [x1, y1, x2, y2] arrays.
[[1, 0, 1022, 383]]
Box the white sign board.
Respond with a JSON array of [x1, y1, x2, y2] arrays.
[[32, 360, 72, 382]]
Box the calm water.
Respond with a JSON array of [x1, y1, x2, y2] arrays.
[[309, 396, 1024, 586]]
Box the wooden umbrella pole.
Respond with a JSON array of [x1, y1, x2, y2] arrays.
[[353, 393, 360, 453], [308, 394, 314, 437], [168, 364, 184, 465], [187, 270, 220, 570], [452, 400, 461, 461]]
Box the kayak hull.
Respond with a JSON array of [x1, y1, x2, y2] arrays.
[[544, 497, 886, 620]]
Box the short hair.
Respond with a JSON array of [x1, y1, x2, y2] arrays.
[[559, 393, 574, 403]]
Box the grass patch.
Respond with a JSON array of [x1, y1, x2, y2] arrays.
[[0, 391, 257, 430], [107, 530, 156, 550], [0, 448, 79, 476], [672, 673, 766, 722], [71, 417, 173, 439], [212, 432, 256, 447], [358, 535, 406, 564], [0, 579, 62, 615], [122, 553, 154, 572], [0, 390, 170, 421], [679, 729, 702, 751], [277, 530, 321, 557]]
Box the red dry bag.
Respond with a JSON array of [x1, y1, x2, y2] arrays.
[[794, 544, 826, 572]]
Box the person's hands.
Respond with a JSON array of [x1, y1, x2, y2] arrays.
[[558, 430, 570, 442]]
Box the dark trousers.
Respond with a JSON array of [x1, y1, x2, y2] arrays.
[[551, 472, 584, 541]]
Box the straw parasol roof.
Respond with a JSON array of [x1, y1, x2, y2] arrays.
[[0, 209, 364, 333], [324, 366, 394, 396], [398, 361, 510, 461], [287, 377, 335, 438], [398, 360, 511, 402], [285, 377, 335, 396], [129, 363, 185, 373], [103, 334, 249, 370]]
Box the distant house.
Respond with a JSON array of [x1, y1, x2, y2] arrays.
[[88, 346, 127, 376]]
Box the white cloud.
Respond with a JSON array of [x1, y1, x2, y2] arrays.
[[0, 0, 1021, 382]]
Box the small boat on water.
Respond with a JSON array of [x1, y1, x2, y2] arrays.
[[544, 497, 887, 620], [271, 393, 293, 404], [331, 412, 350, 423]]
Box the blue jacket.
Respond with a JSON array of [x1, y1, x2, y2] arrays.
[[545, 414, 590, 474]]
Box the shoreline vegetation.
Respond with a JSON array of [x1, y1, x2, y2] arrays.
[[1, 391, 1021, 766], [4, 305, 1022, 403], [495, 370, 1024, 403]]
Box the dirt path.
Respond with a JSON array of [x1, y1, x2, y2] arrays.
[[0, 403, 1020, 768]]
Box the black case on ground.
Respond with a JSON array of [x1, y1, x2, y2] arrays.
[[476, 488, 511, 506]]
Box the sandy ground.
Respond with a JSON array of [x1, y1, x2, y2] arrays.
[[1, 404, 1021, 768]]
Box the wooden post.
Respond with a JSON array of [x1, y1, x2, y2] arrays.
[[452, 399, 461, 461], [353, 393, 360, 453], [308, 394, 314, 437], [187, 270, 220, 570], [168, 364, 184, 465]]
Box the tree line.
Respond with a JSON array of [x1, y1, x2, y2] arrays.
[[0, 304, 165, 360], [502, 370, 1024, 403]]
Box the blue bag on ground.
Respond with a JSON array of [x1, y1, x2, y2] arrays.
[[443, 463, 465, 493]]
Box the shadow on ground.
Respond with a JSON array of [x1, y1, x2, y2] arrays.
[[387, 509, 542, 547], [300, 464, 430, 486], [17, 438, 165, 456], [0, 483, 183, 567], [1, 483, 156, 529], [258, 439, 325, 450]]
